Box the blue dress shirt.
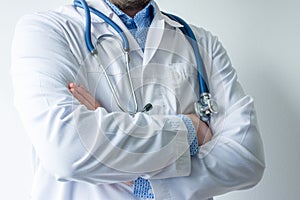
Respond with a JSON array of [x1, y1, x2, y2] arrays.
[[104, 0, 155, 50]]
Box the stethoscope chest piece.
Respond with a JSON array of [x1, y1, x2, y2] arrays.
[[194, 93, 218, 123]]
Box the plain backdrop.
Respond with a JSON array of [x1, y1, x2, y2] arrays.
[[1, 0, 299, 199]]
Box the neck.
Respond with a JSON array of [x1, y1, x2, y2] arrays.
[[122, 8, 142, 18], [108, 0, 151, 18]]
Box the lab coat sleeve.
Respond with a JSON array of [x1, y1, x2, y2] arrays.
[[10, 14, 192, 184], [150, 27, 265, 199]]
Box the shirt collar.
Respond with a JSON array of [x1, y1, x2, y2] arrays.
[[84, 0, 183, 28], [104, 0, 156, 29]]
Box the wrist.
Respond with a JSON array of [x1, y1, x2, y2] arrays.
[[196, 122, 212, 145]]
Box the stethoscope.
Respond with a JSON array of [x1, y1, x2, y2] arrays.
[[74, 0, 218, 122]]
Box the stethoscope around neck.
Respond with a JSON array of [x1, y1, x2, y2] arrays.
[[73, 0, 218, 122]]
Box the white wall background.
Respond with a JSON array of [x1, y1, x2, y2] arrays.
[[1, 0, 299, 199]]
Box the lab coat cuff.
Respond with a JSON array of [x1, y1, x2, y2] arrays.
[[150, 179, 171, 200]]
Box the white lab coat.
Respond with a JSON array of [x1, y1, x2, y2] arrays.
[[11, 0, 265, 199]]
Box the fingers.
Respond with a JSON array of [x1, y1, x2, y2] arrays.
[[186, 114, 212, 145], [69, 84, 95, 110], [76, 84, 101, 108], [69, 83, 100, 110], [123, 181, 133, 186]]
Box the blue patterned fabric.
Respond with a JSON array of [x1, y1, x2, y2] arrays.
[[104, 0, 155, 50], [177, 114, 199, 156], [133, 177, 155, 199]]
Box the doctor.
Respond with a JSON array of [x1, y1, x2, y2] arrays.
[[11, 0, 265, 199]]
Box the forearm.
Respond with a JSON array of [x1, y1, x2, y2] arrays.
[[151, 135, 265, 200], [151, 97, 265, 199], [14, 74, 194, 182]]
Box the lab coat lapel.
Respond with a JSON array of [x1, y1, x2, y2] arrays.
[[143, 4, 184, 66], [143, 15, 165, 66]]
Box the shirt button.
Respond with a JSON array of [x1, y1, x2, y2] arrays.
[[125, 20, 133, 25], [137, 38, 142, 44]]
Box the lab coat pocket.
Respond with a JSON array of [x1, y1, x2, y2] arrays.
[[141, 63, 174, 87], [140, 63, 198, 114], [167, 63, 199, 113]]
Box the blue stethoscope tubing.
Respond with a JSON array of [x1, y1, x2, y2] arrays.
[[73, 0, 217, 121], [74, 0, 129, 53]]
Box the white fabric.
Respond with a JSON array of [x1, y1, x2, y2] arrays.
[[11, 0, 265, 199]]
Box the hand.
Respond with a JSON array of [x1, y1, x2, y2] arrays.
[[186, 114, 213, 145], [68, 83, 101, 110]]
